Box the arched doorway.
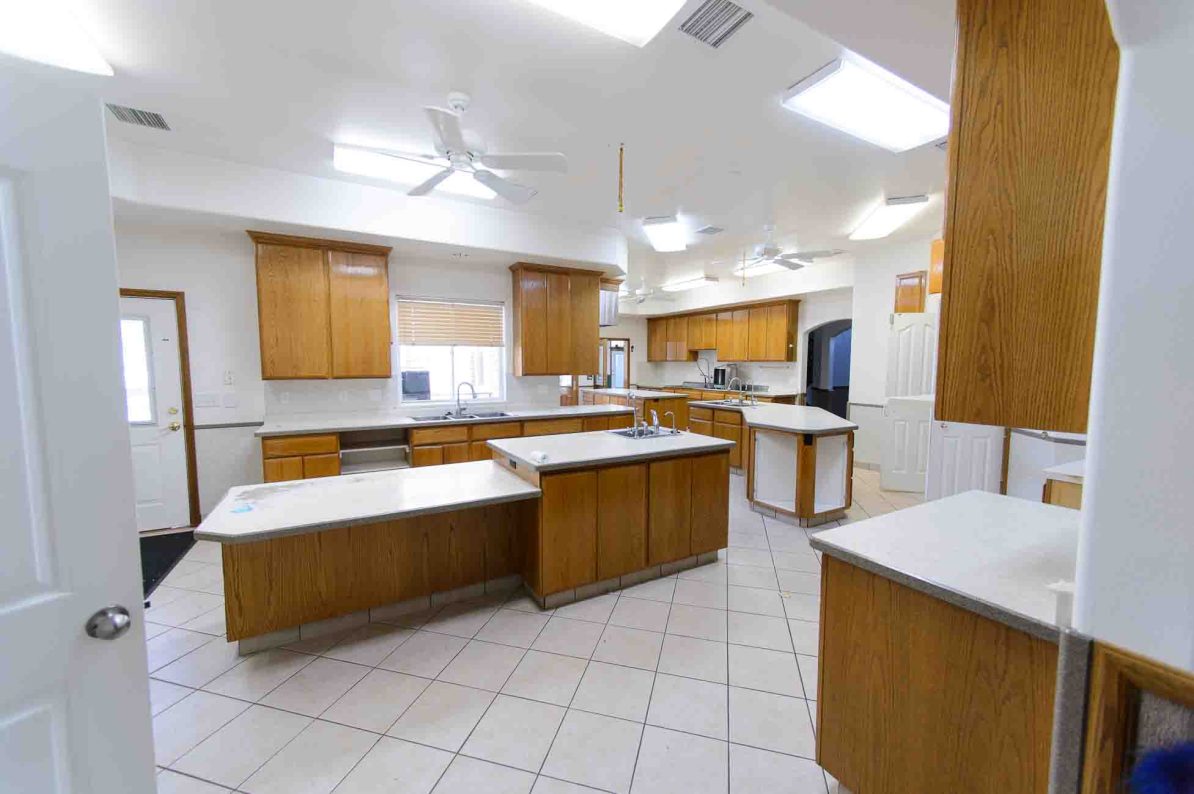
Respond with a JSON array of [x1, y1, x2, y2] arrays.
[[806, 319, 852, 419]]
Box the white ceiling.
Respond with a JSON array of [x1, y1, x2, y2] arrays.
[[80, 0, 952, 288]]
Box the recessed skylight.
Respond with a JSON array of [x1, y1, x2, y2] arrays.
[[0, 0, 112, 75], [332, 145, 495, 200], [642, 216, 687, 252], [782, 57, 949, 153], [849, 195, 930, 240], [522, 0, 687, 47]]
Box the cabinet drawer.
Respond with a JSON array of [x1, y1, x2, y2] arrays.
[[713, 410, 742, 425], [303, 453, 340, 478], [261, 434, 339, 458], [690, 406, 713, 422], [263, 456, 304, 482], [411, 445, 443, 467], [443, 442, 470, 464], [470, 422, 522, 441], [522, 418, 584, 436], [690, 418, 712, 436], [410, 425, 469, 445]]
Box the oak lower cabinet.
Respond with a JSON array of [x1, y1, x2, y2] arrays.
[[511, 263, 601, 376], [528, 451, 730, 598], [261, 433, 341, 482], [250, 231, 392, 380], [713, 410, 743, 468]]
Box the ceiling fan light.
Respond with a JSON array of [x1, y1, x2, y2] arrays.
[[848, 195, 930, 240], [642, 216, 687, 252], [0, 0, 113, 75], [332, 145, 496, 199], [661, 275, 718, 292], [522, 0, 687, 47], [782, 57, 949, 153]]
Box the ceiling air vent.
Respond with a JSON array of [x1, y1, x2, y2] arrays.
[[696, 225, 725, 236], [679, 0, 754, 49], [106, 104, 170, 131]]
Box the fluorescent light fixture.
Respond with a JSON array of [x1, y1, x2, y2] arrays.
[[522, 0, 686, 47], [849, 195, 930, 240], [732, 261, 788, 278], [332, 145, 496, 200], [642, 216, 687, 252], [661, 275, 718, 292], [0, 0, 112, 75], [782, 58, 949, 153]]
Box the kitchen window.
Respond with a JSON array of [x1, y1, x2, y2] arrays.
[[396, 297, 505, 403]]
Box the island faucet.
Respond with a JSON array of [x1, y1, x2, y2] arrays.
[[455, 381, 478, 418], [650, 409, 660, 433], [726, 376, 744, 405], [664, 410, 677, 433]]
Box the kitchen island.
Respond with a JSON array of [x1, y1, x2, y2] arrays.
[[489, 429, 733, 606], [690, 401, 856, 526], [196, 428, 733, 647], [810, 491, 1079, 794], [577, 387, 689, 430]]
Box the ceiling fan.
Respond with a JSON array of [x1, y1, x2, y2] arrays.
[[618, 280, 674, 305], [737, 225, 845, 272], [393, 92, 568, 204]]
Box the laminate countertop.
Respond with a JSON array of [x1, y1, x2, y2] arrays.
[[194, 461, 541, 544], [579, 388, 688, 400], [810, 491, 1079, 641], [488, 429, 734, 473], [1043, 458, 1085, 485], [689, 402, 858, 435], [256, 404, 634, 437]]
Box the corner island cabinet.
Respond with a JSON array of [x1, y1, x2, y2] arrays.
[[809, 492, 1078, 794]]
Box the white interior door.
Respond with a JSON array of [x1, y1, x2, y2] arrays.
[[0, 67, 156, 793], [120, 295, 190, 530], [925, 420, 1006, 500], [886, 312, 938, 397], [880, 396, 933, 492]]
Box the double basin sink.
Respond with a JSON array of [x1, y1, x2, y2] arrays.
[[411, 411, 512, 422]]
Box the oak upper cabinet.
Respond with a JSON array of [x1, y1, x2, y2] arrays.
[[250, 231, 392, 380], [665, 317, 689, 362], [687, 313, 717, 350], [894, 271, 927, 314], [935, 0, 1118, 433], [716, 309, 750, 361], [647, 318, 667, 362], [748, 303, 799, 362], [511, 263, 601, 375]]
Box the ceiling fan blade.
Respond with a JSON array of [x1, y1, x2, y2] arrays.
[[407, 168, 454, 196], [781, 249, 845, 260], [425, 106, 467, 152], [478, 152, 568, 173], [473, 169, 538, 204], [776, 260, 806, 270]]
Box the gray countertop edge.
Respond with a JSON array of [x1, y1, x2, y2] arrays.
[[810, 537, 1061, 644], [488, 438, 737, 473], [194, 489, 541, 545], [255, 405, 635, 437], [688, 402, 859, 435]]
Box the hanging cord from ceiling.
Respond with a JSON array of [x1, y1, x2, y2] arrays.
[[617, 143, 625, 213]]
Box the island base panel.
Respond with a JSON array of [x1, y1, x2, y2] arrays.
[[817, 556, 1057, 794], [221, 500, 536, 641]]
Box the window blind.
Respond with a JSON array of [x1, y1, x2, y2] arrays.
[[396, 298, 504, 347]]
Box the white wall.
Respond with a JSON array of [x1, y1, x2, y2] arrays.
[[1074, 1, 1194, 672]]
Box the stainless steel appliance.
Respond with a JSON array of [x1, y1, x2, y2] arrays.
[[713, 365, 732, 387]]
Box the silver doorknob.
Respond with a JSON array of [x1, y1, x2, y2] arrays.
[[85, 605, 131, 640]]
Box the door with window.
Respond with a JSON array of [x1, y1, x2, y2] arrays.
[[396, 298, 505, 404], [119, 295, 190, 530]]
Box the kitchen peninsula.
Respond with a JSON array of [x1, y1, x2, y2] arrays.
[[196, 428, 733, 648]]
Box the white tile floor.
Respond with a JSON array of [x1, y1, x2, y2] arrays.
[[148, 466, 917, 793]]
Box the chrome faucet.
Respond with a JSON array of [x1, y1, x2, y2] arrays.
[[664, 410, 677, 434], [650, 409, 660, 434], [455, 381, 478, 418], [726, 376, 744, 405]]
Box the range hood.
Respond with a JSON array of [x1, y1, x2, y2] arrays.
[[599, 286, 619, 327]]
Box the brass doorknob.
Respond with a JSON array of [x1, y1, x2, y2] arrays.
[[169, 421, 181, 431]]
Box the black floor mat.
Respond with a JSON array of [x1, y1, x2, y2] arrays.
[[141, 530, 195, 601]]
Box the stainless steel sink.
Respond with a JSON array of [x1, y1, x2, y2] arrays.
[[470, 411, 512, 418], [410, 411, 512, 422], [706, 400, 750, 407], [609, 427, 681, 439]]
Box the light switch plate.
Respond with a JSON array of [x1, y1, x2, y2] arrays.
[[194, 392, 219, 408]]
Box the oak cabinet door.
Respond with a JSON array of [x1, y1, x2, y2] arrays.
[[648, 318, 667, 362], [545, 272, 573, 374], [597, 464, 647, 580], [514, 269, 548, 375], [540, 472, 598, 593], [648, 458, 692, 565], [302, 453, 340, 478], [747, 306, 769, 361], [691, 453, 729, 555], [256, 243, 331, 379], [443, 442, 470, 464], [329, 250, 391, 378], [570, 273, 599, 374], [263, 455, 304, 483], [411, 445, 444, 467], [714, 422, 742, 468]]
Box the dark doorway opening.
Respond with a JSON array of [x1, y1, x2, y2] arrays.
[[806, 319, 852, 419]]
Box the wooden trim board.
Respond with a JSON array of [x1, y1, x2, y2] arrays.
[[246, 230, 392, 256]]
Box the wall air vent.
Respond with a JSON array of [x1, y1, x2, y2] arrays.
[[696, 225, 725, 235], [679, 0, 753, 49], [105, 104, 170, 131]]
